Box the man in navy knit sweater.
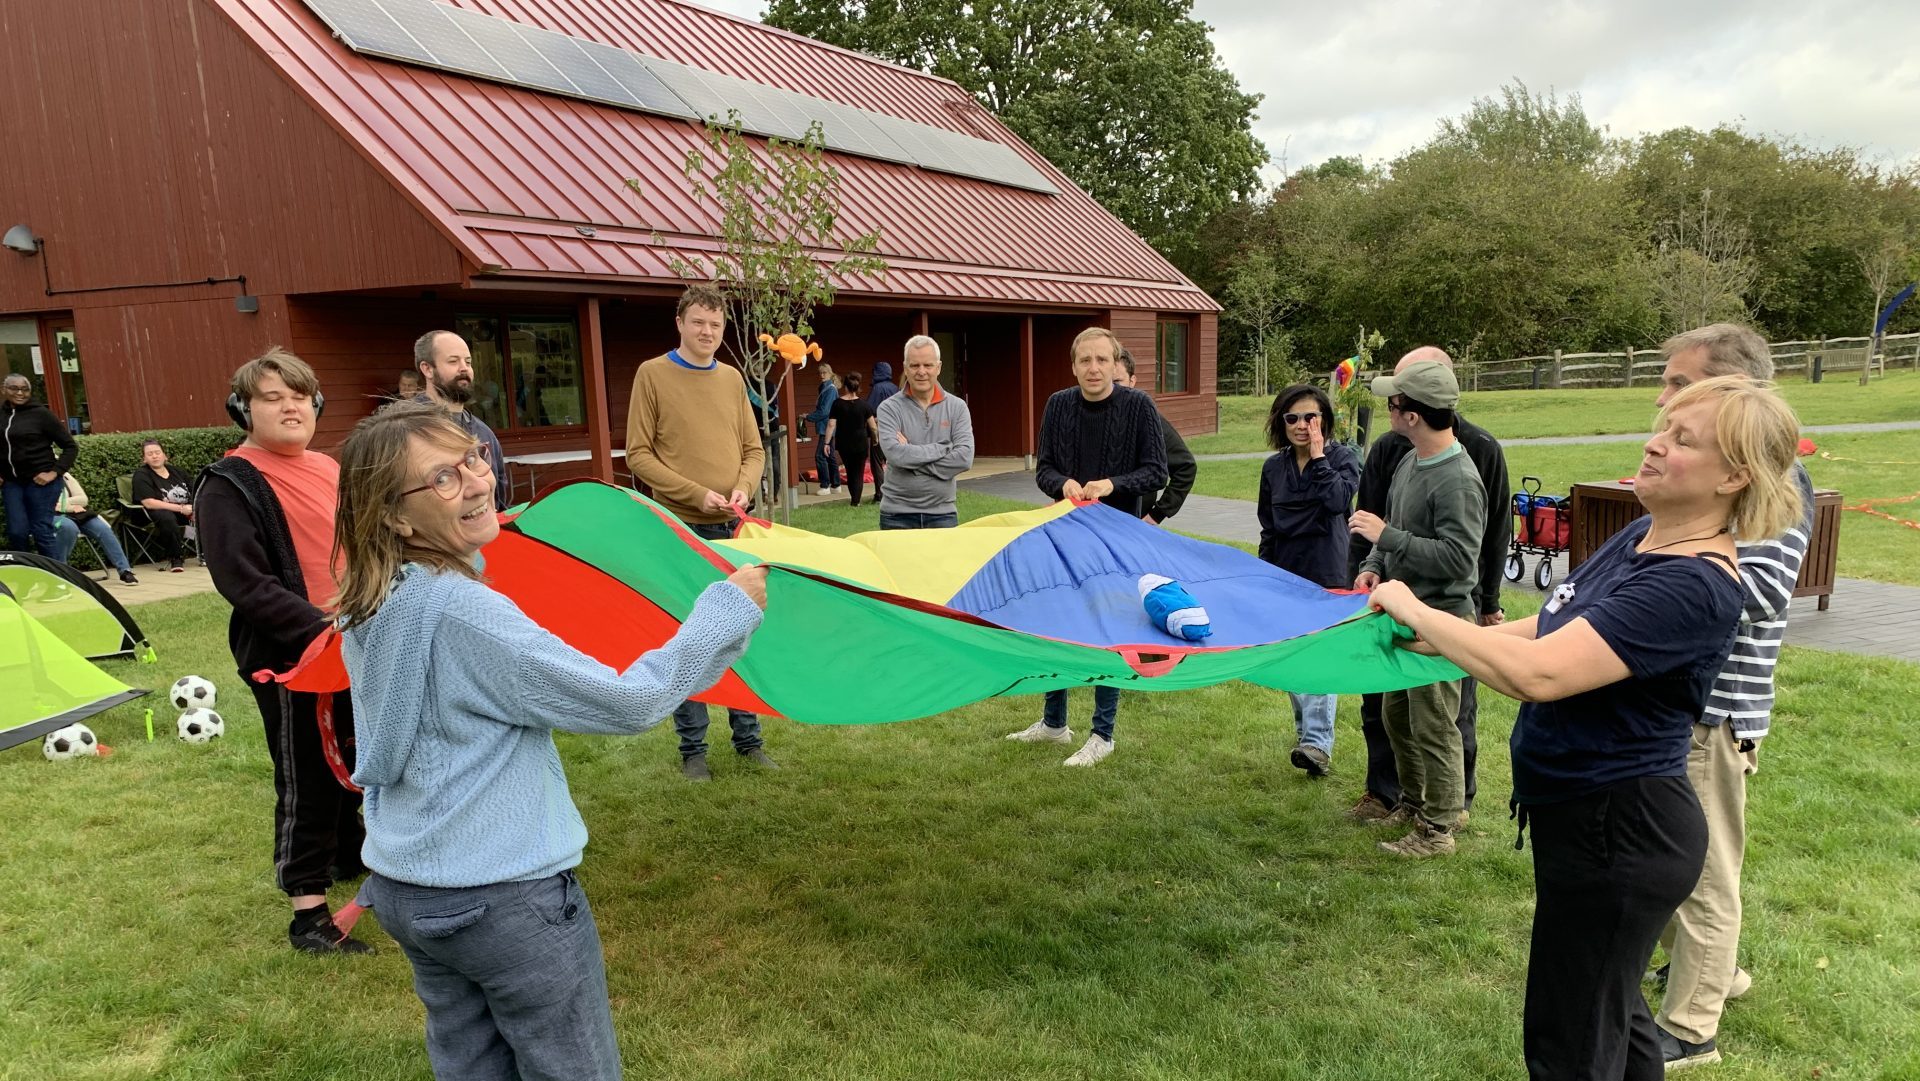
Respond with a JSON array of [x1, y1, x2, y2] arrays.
[[1007, 327, 1167, 767]]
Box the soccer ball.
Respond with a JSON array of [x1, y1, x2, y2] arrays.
[[43, 723, 100, 761], [170, 675, 218, 711], [177, 708, 225, 744]]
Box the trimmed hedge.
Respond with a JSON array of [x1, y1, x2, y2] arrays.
[[1, 425, 241, 569]]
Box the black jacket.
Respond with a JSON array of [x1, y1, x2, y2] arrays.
[[1346, 414, 1512, 615], [1035, 386, 1169, 518], [197, 456, 329, 677], [1259, 443, 1362, 588], [1, 400, 78, 483], [1151, 413, 1197, 522]]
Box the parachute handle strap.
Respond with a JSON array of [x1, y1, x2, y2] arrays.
[[1117, 650, 1183, 678]]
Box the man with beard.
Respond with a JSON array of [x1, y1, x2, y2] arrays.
[[412, 330, 507, 511]]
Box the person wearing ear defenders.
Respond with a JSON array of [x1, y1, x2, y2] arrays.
[[198, 346, 374, 955]]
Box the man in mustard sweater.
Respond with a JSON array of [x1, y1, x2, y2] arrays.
[[625, 284, 775, 782]]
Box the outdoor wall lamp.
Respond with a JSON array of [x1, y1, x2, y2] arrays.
[[2, 224, 39, 255]]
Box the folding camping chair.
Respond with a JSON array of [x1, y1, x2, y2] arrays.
[[114, 474, 200, 568]]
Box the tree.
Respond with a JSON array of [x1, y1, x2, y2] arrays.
[[1222, 249, 1297, 397], [1856, 232, 1915, 384], [639, 116, 885, 519], [762, 0, 1266, 260], [1649, 189, 1760, 333]]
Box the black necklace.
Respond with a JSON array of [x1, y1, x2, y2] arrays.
[[1639, 526, 1729, 555]]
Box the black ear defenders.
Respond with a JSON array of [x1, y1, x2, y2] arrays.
[[227, 390, 325, 431]]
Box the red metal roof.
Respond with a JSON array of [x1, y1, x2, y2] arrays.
[[211, 0, 1219, 312]]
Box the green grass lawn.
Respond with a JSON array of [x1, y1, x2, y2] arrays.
[[1187, 370, 1920, 454], [3, 503, 1918, 1078], [1191, 431, 1920, 586]]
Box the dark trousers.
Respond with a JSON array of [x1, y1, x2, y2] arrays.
[[248, 682, 365, 897], [837, 442, 870, 505], [672, 519, 760, 759], [812, 434, 838, 489], [880, 512, 958, 530], [140, 506, 191, 562], [870, 441, 886, 496], [1523, 776, 1707, 1081], [1360, 677, 1479, 809], [3, 475, 62, 555]]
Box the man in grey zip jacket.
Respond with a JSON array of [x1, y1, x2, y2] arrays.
[[875, 335, 975, 529]]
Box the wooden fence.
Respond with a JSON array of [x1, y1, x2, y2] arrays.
[[1466, 331, 1920, 391]]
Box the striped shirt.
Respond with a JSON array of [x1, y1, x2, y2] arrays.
[[1703, 464, 1815, 739]]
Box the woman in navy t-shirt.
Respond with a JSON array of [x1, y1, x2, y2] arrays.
[[1366, 376, 1804, 1081]]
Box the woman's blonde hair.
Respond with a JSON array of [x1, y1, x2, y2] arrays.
[[1655, 375, 1802, 541], [816, 361, 839, 389], [332, 403, 486, 627]]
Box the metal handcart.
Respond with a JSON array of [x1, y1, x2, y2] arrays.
[[1505, 476, 1571, 589]]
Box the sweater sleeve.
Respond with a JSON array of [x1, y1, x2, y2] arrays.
[[450, 581, 764, 735], [50, 413, 78, 475], [733, 381, 765, 497], [1471, 435, 1511, 616], [1034, 396, 1070, 500], [1737, 465, 1815, 625], [1108, 398, 1169, 496], [1151, 416, 1195, 521], [1256, 461, 1276, 562], [924, 401, 976, 481], [1373, 474, 1484, 584], [196, 473, 329, 658]]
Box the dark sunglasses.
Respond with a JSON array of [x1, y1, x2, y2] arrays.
[[1282, 412, 1322, 425]]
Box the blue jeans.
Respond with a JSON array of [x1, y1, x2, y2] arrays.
[[51, 515, 133, 573], [812, 433, 838, 488], [879, 511, 958, 530], [674, 519, 761, 759], [3, 475, 62, 555], [1043, 686, 1119, 741], [367, 871, 621, 1081], [1289, 693, 1336, 754]]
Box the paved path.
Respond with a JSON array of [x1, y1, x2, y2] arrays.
[[961, 469, 1920, 665], [1193, 419, 1920, 462]]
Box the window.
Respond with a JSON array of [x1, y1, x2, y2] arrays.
[[1156, 319, 1190, 394], [453, 314, 585, 431]]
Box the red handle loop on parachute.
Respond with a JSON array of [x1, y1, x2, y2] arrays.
[[317, 692, 363, 794], [1118, 650, 1183, 678]]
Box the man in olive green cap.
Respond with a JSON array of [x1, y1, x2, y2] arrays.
[[1350, 359, 1484, 857]]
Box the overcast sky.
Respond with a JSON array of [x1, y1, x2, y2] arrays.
[[699, 0, 1920, 185]]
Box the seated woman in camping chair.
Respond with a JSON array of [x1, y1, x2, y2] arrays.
[[130, 439, 196, 572]]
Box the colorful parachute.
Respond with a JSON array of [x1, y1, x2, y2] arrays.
[[265, 482, 1460, 723]]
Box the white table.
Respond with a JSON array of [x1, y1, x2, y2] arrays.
[[502, 448, 626, 502]]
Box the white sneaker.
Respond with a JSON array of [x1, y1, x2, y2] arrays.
[[1006, 720, 1073, 744], [1063, 734, 1114, 767]]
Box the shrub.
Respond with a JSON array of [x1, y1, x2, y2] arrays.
[[2, 425, 241, 569]]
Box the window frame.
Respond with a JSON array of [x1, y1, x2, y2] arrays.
[[1155, 317, 1194, 396], [453, 311, 588, 436]]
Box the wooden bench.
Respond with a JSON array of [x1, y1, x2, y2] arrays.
[[1568, 480, 1841, 610]]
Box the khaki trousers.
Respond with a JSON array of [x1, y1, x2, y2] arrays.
[[1380, 679, 1464, 829], [1657, 721, 1759, 1042]]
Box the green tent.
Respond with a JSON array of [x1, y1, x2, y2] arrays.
[[0, 587, 146, 751], [0, 552, 148, 660]]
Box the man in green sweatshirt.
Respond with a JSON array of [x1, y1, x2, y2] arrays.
[[1350, 360, 1483, 857]]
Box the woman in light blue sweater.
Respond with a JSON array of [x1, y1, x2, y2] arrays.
[[334, 403, 768, 1081]]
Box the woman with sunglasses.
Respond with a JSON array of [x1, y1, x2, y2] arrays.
[[1365, 377, 1802, 1079], [333, 402, 768, 1080], [1256, 383, 1360, 777]]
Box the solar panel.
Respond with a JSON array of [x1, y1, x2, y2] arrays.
[[707, 74, 808, 142], [642, 60, 734, 124], [573, 39, 693, 119], [516, 24, 637, 108], [305, 0, 434, 65], [298, 0, 1058, 196], [439, 5, 574, 95], [374, 0, 511, 82]]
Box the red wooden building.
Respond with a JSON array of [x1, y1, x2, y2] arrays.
[[0, 0, 1219, 485]]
